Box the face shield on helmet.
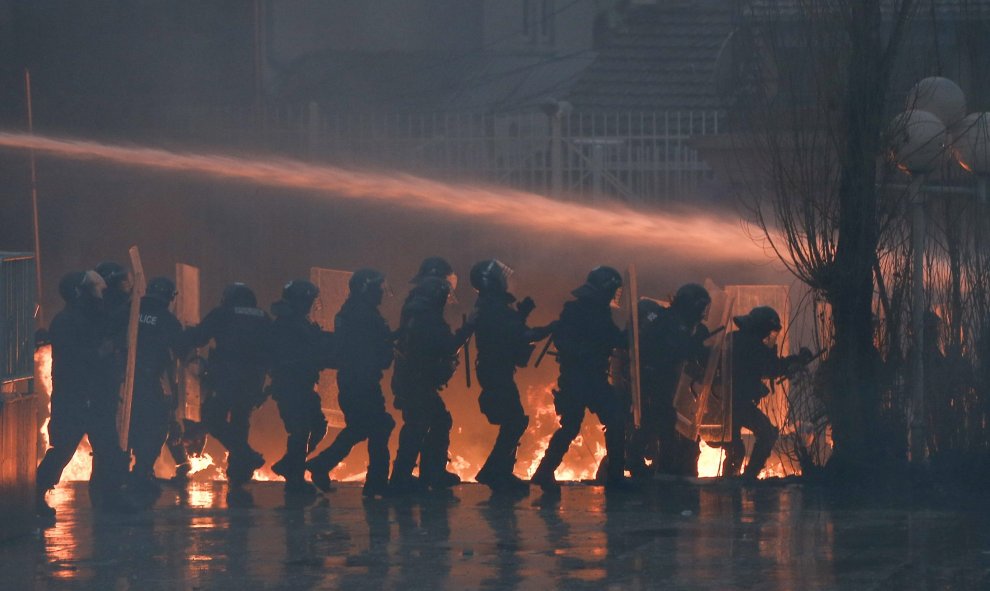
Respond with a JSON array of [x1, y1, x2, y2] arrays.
[[221, 283, 257, 308], [349, 268, 392, 302], [470, 259, 514, 294], [573, 266, 623, 305], [410, 276, 450, 309], [146, 277, 178, 305], [412, 257, 457, 304], [95, 261, 132, 296], [283, 280, 320, 316], [672, 283, 711, 325], [83, 270, 107, 300]]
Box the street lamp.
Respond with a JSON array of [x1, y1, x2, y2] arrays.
[[953, 111, 990, 202]]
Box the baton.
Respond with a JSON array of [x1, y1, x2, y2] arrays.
[[703, 325, 726, 340], [534, 336, 556, 368], [776, 348, 826, 384]]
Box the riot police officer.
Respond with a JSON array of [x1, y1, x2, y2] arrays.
[[91, 261, 133, 496], [390, 276, 474, 494], [185, 283, 271, 487], [128, 277, 184, 491], [95, 261, 132, 338], [305, 269, 396, 498], [633, 283, 712, 478], [469, 259, 552, 493], [36, 271, 131, 519], [269, 280, 334, 494], [531, 266, 629, 494], [724, 306, 811, 479]]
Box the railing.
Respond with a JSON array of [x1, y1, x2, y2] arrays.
[[170, 106, 723, 203]]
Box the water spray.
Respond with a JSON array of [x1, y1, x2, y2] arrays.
[[0, 132, 770, 265]]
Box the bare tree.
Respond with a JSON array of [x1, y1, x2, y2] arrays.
[[725, 0, 919, 478]]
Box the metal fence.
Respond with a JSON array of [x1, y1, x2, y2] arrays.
[[189, 106, 723, 203], [0, 252, 35, 384]]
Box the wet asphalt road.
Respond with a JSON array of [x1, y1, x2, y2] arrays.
[[3, 480, 990, 590]]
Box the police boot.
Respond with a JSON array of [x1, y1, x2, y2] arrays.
[[362, 479, 388, 499], [419, 452, 461, 491], [171, 462, 191, 485], [304, 458, 335, 493], [743, 427, 779, 480], [35, 488, 56, 523], [530, 465, 560, 495], [228, 452, 265, 487], [283, 476, 317, 496], [388, 473, 423, 496]]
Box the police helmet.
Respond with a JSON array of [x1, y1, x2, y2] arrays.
[[58, 271, 89, 303], [409, 276, 451, 308], [282, 279, 320, 314], [571, 266, 623, 301], [733, 306, 782, 335], [349, 268, 387, 295], [671, 283, 711, 324], [469, 259, 512, 294], [412, 257, 457, 292], [221, 282, 257, 308], [95, 261, 129, 290], [147, 276, 177, 304], [412, 256, 453, 283]]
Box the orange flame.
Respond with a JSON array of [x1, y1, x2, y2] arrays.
[[697, 439, 726, 478]]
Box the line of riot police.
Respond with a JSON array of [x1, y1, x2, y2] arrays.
[[35, 255, 813, 521]]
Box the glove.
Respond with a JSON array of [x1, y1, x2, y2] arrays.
[[516, 296, 536, 319], [799, 347, 814, 364], [693, 323, 712, 342]]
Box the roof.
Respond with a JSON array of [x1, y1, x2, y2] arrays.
[[565, 1, 734, 112], [744, 0, 990, 18]]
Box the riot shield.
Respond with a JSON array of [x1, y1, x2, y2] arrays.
[[310, 267, 353, 429], [673, 279, 733, 442], [118, 246, 146, 449], [174, 263, 201, 423], [625, 265, 642, 428]]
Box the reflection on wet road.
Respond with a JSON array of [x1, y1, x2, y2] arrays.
[[4, 481, 990, 590]]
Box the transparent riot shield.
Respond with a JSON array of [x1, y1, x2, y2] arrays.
[[118, 246, 146, 449], [310, 267, 353, 429], [174, 263, 201, 422], [673, 279, 733, 443], [625, 265, 642, 428]]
